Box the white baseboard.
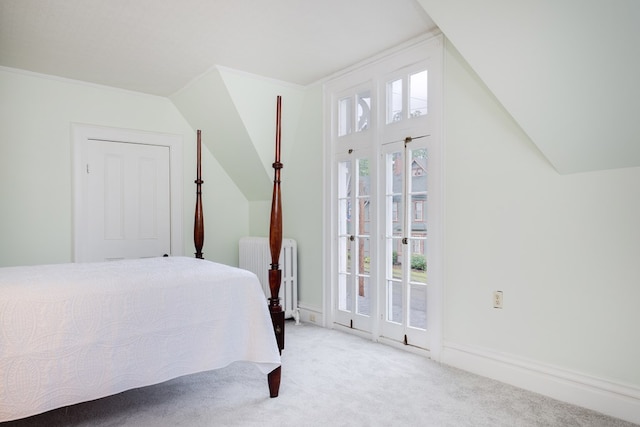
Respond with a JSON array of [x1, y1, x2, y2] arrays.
[[441, 341, 640, 425], [297, 304, 323, 326]]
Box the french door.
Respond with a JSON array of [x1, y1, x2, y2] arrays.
[[325, 34, 443, 355], [334, 149, 374, 333], [380, 138, 429, 348]]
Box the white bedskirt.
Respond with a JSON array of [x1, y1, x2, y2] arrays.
[[0, 257, 281, 422]]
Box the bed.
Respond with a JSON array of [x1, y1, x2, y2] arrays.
[[0, 97, 287, 422]]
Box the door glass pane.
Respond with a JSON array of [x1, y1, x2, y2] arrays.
[[338, 96, 353, 136], [387, 280, 402, 323], [389, 152, 403, 193], [410, 148, 427, 192], [410, 148, 427, 239], [338, 161, 352, 236], [386, 152, 403, 238], [345, 237, 352, 274], [357, 157, 371, 235], [409, 70, 428, 118], [409, 238, 426, 282], [359, 198, 370, 234], [392, 198, 402, 238], [386, 78, 403, 123], [409, 283, 427, 329], [410, 195, 426, 237], [390, 237, 403, 280], [338, 160, 352, 198], [357, 158, 370, 196], [409, 234, 426, 329], [384, 237, 396, 279], [338, 235, 349, 272], [356, 90, 371, 132], [338, 272, 351, 311], [338, 199, 348, 235], [411, 194, 427, 239], [357, 237, 370, 275], [356, 275, 370, 316]]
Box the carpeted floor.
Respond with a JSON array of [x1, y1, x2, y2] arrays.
[[3, 321, 636, 427]]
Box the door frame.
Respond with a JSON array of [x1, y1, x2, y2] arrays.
[[323, 33, 444, 360], [72, 124, 184, 261]]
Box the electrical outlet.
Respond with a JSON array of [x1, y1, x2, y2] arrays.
[[309, 313, 316, 323], [493, 291, 503, 309]]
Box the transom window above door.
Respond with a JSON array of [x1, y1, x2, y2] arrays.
[[338, 89, 372, 137], [386, 69, 428, 124]]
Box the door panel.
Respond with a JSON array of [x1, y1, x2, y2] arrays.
[[381, 141, 429, 348], [86, 140, 170, 261], [335, 152, 374, 332]]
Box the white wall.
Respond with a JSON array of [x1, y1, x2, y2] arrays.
[[0, 68, 247, 267], [441, 41, 640, 420], [283, 84, 324, 310]]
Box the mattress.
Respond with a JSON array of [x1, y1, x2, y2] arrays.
[[0, 256, 281, 422]]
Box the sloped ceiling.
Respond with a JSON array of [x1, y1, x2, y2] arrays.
[[417, 0, 640, 174], [0, 0, 434, 94], [170, 68, 306, 201], [170, 68, 270, 201]]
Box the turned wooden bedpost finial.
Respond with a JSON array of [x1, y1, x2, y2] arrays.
[[194, 129, 204, 259]]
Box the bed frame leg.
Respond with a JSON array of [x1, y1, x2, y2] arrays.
[[268, 299, 284, 397], [270, 306, 285, 352], [268, 366, 281, 398]]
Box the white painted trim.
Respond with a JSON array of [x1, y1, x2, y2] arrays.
[[310, 30, 442, 87], [441, 341, 640, 425], [297, 304, 324, 326], [332, 323, 374, 342], [329, 323, 431, 360], [377, 336, 431, 358], [71, 124, 184, 261]]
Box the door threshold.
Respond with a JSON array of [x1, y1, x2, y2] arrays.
[[332, 323, 431, 358], [377, 336, 431, 358]]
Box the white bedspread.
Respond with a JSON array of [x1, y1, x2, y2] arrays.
[[0, 257, 281, 422]]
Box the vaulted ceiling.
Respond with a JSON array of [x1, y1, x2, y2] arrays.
[[2, 0, 639, 175]]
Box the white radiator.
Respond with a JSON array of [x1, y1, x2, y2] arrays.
[[239, 237, 299, 322]]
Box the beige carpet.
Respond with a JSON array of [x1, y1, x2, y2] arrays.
[[4, 321, 636, 427]]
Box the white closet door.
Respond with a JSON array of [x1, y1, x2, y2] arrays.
[[85, 140, 171, 261]]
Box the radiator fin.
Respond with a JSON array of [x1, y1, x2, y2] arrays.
[[239, 237, 298, 321]]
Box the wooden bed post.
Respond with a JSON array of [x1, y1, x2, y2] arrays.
[[194, 129, 204, 259], [267, 96, 284, 398]]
